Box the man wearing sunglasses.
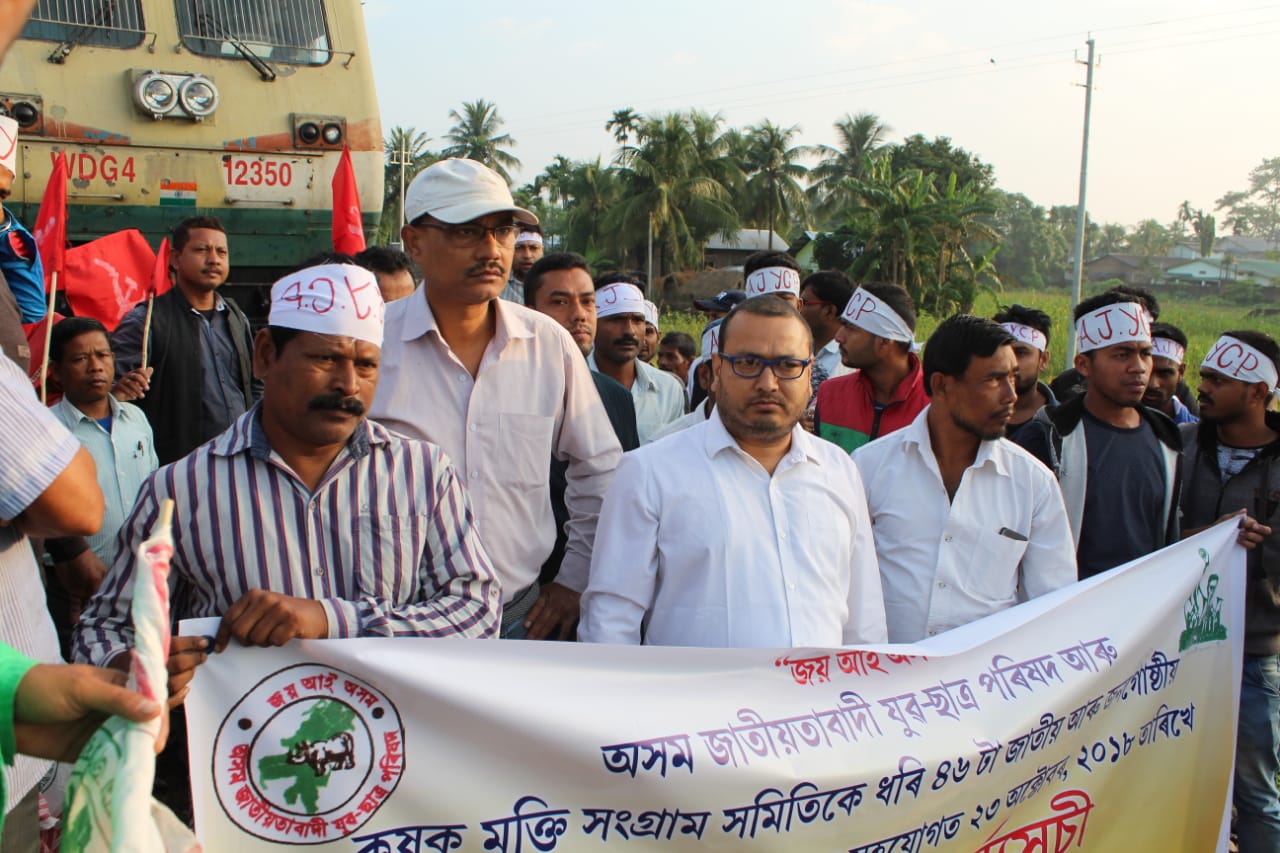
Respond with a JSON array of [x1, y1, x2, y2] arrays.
[[579, 295, 886, 647], [371, 159, 622, 641]]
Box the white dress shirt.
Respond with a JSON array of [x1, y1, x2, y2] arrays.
[[588, 354, 686, 444], [371, 295, 622, 599], [852, 407, 1076, 643], [579, 408, 887, 648], [643, 402, 711, 445]]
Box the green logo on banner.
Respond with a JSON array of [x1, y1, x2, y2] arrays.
[[257, 699, 358, 815], [1180, 549, 1228, 652]]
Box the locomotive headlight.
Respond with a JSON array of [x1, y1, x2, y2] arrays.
[[178, 76, 219, 119], [134, 73, 176, 118]]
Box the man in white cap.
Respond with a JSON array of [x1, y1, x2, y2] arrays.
[[499, 225, 544, 304], [372, 158, 621, 640], [0, 113, 46, 372], [580, 295, 886, 647], [589, 281, 686, 443], [1015, 287, 1181, 579], [814, 281, 928, 453], [742, 250, 802, 307]]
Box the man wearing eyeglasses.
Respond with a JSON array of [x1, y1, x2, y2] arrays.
[[579, 295, 887, 647], [371, 159, 622, 641]]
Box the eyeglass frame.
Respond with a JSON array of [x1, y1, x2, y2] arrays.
[[409, 218, 521, 248], [798, 297, 837, 309], [717, 352, 813, 381]]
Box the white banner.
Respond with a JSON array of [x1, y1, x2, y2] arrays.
[[185, 521, 1244, 851]]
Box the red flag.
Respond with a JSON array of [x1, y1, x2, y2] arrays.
[[32, 151, 68, 288], [331, 145, 366, 255], [62, 229, 156, 331], [151, 237, 173, 296], [22, 311, 66, 396]]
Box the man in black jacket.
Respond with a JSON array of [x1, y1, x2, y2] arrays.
[[112, 216, 260, 464], [1180, 330, 1279, 853]]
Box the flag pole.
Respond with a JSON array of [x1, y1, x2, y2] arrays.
[[39, 270, 57, 403], [140, 291, 154, 372]]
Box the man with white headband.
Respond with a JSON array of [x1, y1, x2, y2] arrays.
[[1015, 287, 1182, 579], [640, 299, 660, 364], [1143, 322, 1198, 424], [647, 318, 722, 444], [992, 304, 1057, 435], [0, 113, 46, 372], [499, 225, 544, 303], [373, 158, 621, 641], [742, 250, 802, 307], [589, 280, 685, 443], [815, 281, 928, 453], [1179, 329, 1279, 851], [798, 270, 855, 393], [78, 261, 502, 822]]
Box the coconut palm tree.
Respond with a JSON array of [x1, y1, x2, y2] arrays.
[[606, 107, 641, 163], [741, 120, 810, 247], [379, 126, 437, 243], [441, 99, 521, 183], [808, 112, 892, 224]]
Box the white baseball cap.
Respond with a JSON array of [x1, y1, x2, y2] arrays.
[[403, 158, 537, 226]]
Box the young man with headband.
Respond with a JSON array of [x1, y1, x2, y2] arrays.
[[1144, 322, 1198, 424], [741, 251, 803, 307], [992, 304, 1056, 435], [1015, 287, 1181, 579], [500, 225, 544, 304], [1179, 330, 1279, 851], [814, 282, 928, 453]]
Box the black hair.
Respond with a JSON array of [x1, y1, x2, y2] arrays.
[[49, 316, 109, 362], [1075, 286, 1159, 322], [523, 252, 591, 307], [267, 326, 303, 354], [518, 222, 543, 235], [171, 216, 226, 251], [355, 245, 412, 275], [593, 271, 644, 290], [921, 314, 1016, 398], [801, 270, 854, 310], [717, 294, 812, 355], [742, 250, 801, 278], [1221, 330, 1280, 378], [660, 331, 696, 360], [992, 304, 1052, 343], [1150, 321, 1188, 350]]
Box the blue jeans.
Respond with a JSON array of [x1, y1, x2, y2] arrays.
[[1237, 654, 1280, 852]]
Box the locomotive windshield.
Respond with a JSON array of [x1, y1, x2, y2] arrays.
[[22, 0, 147, 49], [175, 0, 331, 65]]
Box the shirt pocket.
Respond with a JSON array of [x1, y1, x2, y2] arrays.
[[958, 527, 1028, 602], [355, 513, 422, 602], [497, 412, 555, 490]]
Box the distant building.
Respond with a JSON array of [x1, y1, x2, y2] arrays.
[[704, 229, 789, 268], [1166, 257, 1280, 287], [1082, 254, 1185, 286]]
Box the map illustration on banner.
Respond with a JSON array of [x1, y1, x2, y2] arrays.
[[184, 521, 1245, 851]]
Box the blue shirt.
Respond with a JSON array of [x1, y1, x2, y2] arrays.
[[51, 395, 158, 565], [1169, 396, 1199, 425], [196, 299, 250, 435], [0, 212, 45, 323]]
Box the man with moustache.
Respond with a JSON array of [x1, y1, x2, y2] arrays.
[[1144, 322, 1198, 424], [579, 295, 886, 647], [372, 159, 620, 640], [854, 315, 1075, 643], [992, 304, 1057, 435], [1016, 288, 1181, 579], [640, 300, 661, 365]]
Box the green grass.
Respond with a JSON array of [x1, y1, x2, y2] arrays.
[[659, 287, 1280, 388]]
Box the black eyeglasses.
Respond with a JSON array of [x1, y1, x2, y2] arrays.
[[412, 221, 521, 248], [799, 298, 835, 309], [719, 353, 812, 380]]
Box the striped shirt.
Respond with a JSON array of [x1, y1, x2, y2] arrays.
[[74, 406, 501, 666], [0, 355, 70, 809]]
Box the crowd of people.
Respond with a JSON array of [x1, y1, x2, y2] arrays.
[[2, 147, 1280, 849]]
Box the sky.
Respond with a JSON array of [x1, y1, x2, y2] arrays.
[[362, 0, 1280, 230]]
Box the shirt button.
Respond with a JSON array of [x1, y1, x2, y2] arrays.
[[470, 470, 479, 479], [788, 583, 796, 591], [469, 424, 478, 433], [938, 582, 947, 589], [928, 629, 937, 636], [943, 535, 953, 543], [309, 501, 317, 512], [313, 567, 324, 576], [457, 373, 467, 382], [779, 531, 788, 540]]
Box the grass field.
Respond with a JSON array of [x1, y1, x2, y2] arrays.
[[659, 286, 1280, 388]]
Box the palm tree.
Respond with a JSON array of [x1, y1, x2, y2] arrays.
[[1178, 201, 1217, 257], [442, 99, 521, 183], [808, 112, 892, 224], [741, 120, 809, 247], [605, 107, 641, 163], [379, 126, 437, 243], [1096, 223, 1127, 256]]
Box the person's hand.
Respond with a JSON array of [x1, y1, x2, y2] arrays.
[[54, 550, 108, 623], [111, 367, 152, 402], [1225, 510, 1273, 550], [524, 582, 580, 641], [12, 663, 161, 763], [214, 590, 328, 652], [161, 635, 209, 710]]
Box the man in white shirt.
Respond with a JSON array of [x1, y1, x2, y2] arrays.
[[580, 295, 887, 648], [371, 159, 622, 640], [587, 282, 686, 443], [854, 315, 1076, 643]]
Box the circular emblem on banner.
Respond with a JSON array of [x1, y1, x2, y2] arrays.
[[212, 664, 405, 844]]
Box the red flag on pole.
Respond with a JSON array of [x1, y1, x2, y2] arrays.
[[62, 229, 156, 331], [150, 237, 173, 296], [32, 151, 67, 289], [331, 145, 366, 255]]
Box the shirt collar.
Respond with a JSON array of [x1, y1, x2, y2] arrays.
[[820, 339, 840, 357], [186, 293, 226, 313], [899, 405, 1011, 478], [702, 406, 822, 470], [402, 290, 536, 346], [54, 393, 123, 424], [215, 403, 383, 462]]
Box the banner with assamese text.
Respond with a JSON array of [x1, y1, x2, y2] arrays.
[[184, 520, 1245, 851]]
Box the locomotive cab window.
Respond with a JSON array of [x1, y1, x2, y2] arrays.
[[176, 0, 332, 66], [22, 0, 146, 49]]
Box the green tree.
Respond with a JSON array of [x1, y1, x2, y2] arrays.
[[740, 120, 809, 247], [378, 126, 437, 243], [1178, 201, 1217, 257], [888, 134, 994, 191], [1216, 157, 1280, 242], [442, 99, 521, 183], [1126, 218, 1174, 257], [1095, 223, 1127, 256], [808, 112, 892, 225], [606, 107, 642, 163], [989, 190, 1067, 289]]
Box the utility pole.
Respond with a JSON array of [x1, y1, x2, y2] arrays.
[[646, 214, 654, 299], [1066, 37, 1097, 366]]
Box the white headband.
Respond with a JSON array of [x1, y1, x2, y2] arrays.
[[1202, 335, 1279, 390], [1075, 302, 1151, 354], [841, 287, 918, 350], [1000, 322, 1047, 353], [642, 300, 659, 328], [515, 231, 543, 247], [596, 283, 647, 320], [744, 267, 801, 299], [701, 321, 722, 358], [269, 264, 385, 347], [0, 115, 16, 176], [1152, 337, 1186, 365]]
